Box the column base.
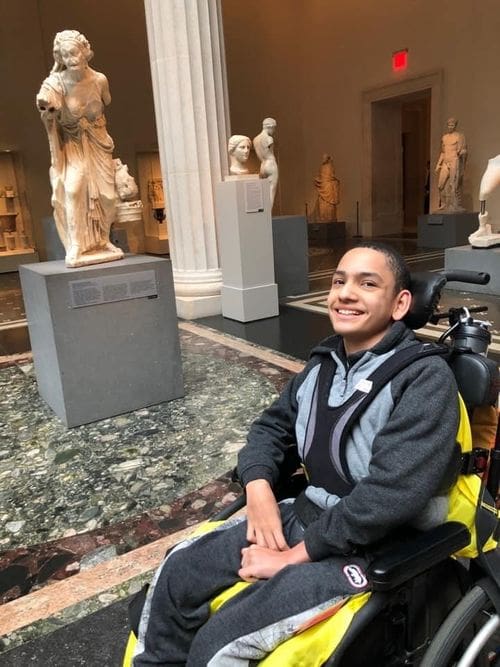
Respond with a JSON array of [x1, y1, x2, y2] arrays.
[[222, 284, 279, 322], [176, 294, 222, 319]]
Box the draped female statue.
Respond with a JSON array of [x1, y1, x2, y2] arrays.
[[314, 154, 340, 222], [36, 30, 123, 267]]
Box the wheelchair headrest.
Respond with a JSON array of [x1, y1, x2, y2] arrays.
[[403, 272, 447, 330]]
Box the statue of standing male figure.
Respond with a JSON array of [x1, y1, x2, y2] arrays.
[[434, 117, 467, 212], [253, 118, 278, 208]]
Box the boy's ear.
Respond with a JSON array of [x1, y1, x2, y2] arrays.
[[392, 289, 412, 321]]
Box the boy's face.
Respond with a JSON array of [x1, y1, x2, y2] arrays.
[[327, 248, 411, 354]]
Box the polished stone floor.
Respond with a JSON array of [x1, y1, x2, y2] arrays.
[[0, 235, 498, 664]]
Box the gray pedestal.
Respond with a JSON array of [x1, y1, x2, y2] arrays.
[[444, 245, 500, 295], [216, 179, 279, 322], [272, 215, 309, 297], [308, 221, 346, 244], [110, 226, 130, 253], [19, 255, 184, 427], [417, 212, 478, 248]]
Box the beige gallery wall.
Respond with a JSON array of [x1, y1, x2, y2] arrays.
[[2, 0, 500, 255], [0, 0, 157, 258], [222, 0, 500, 234]]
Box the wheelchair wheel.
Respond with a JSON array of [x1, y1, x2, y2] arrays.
[[421, 585, 499, 667]]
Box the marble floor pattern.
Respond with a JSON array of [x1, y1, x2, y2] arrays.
[[0, 321, 303, 654]]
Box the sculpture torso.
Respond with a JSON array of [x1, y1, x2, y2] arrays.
[[252, 122, 279, 207], [253, 131, 276, 165], [63, 74, 105, 122], [441, 131, 466, 163]]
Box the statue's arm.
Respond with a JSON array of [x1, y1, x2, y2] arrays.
[[97, 72, 111, 106], [435, 148, 444, 172], [36, 77, 62, 122]]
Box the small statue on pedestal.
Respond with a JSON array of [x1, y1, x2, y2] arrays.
[[314, 154, 340, 222], [114, 158, 143, 226], [468, 155, 500, 248], [253, 118, 278, 207], [434, 118, 467, 212], [36, 29, 124, 268]]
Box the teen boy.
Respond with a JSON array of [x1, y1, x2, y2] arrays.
[[134, 242, 460, 666]]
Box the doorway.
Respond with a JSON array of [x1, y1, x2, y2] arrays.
[[371, 89, 431, 236], [362, 71, 442, 238]]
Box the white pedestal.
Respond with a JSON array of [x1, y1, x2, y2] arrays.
[[216, 179, 279, 322], [19, 255, 184, 427]]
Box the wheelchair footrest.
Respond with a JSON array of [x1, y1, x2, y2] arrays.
[[367, 521, 470, 591]]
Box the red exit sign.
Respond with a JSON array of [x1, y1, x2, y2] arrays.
[[392, 49, 408, 72]]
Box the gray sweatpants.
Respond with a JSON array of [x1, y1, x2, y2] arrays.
[[133, 501, 370, 666]]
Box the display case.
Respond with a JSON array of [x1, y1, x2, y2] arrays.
[[0, 151, 38, 272], [137, 151, 169, 255]]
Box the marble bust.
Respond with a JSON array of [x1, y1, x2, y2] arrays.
[[114, 158, 139, 201], [314, 154, 340, 222], [228, 135, 252, 175], [114, 158, 143, 225], [36, 29, 123, 268], [434, 117, 467, 212], [253, 118, 278, 207], [468, 155, 500, 248]]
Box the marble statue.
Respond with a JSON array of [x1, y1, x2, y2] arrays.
[[434, 118, 467, 212], [314, 154, 340, 222], [114, 158, 143, 226], [468, 155, 500, 248], [114, 158, 139, 201], [228, 135, 251, 175], [36, 29, 123, 268], [253, 118, 278, 207]]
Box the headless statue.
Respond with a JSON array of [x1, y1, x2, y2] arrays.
[[253, 118, 278, 207], [468, 156, 500, 248]]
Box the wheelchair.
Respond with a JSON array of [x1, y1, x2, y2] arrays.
[[125, 269, 500, 667]]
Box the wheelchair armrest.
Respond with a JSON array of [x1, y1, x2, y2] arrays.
[[367, 521, 470, 592]]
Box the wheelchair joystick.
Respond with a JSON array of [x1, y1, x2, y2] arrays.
[[448, 307, 492, 355]]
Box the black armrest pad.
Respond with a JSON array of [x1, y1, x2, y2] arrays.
[[367, 522, 470, 591]]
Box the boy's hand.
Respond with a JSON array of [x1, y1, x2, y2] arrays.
[[245, 479, 288, 551], [239, 541, 311, 581]]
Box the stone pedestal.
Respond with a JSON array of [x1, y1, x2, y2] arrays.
[[308, 221, 346, 244], [444, 245, 500, 296], [417, 212, 478, 248], [110, 226, 130, 253], [19, 255, 184, 427], [216, 179, 279, 322], [272, 215, 309, 297]]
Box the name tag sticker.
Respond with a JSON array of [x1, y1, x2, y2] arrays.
[[355, 379, 373, 393]]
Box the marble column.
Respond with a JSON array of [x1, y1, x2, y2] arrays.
[[144, 0, 230, 319]]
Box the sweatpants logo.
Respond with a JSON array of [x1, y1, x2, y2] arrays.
[[343, 564, 368, 588]]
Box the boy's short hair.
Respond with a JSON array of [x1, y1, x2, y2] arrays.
[[354, 241, 411, 293]]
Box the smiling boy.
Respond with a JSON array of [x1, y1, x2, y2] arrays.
[[134, 242, 460, 666]]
